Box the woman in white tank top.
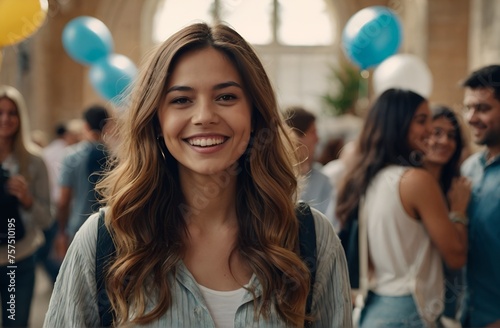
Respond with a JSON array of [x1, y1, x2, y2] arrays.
[[336, 89, 470, 327]]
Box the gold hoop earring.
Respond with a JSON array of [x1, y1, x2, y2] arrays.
[[156, 135, 167, 161]]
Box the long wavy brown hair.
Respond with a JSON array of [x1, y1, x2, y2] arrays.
[[335, 89, 426, 226], [97, 23, 310, 326]]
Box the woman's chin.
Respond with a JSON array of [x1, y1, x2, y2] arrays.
[[424, 155, 449, 166]]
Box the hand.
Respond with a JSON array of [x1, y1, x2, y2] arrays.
[[447, 176, 472, 214], [6, 175, 33, 209], [54, 232, 69, 261]]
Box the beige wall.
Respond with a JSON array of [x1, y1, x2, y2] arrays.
[[1, 0, 496, 139], [426, 0, 470, 109], [0, 0, 143, 139]]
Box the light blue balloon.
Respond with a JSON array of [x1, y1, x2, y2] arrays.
[[62, 16, 113, 65], [89, 54, 137, 102], [342, 6, 402, 70]]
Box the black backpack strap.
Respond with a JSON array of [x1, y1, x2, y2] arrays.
[[95, 208, 116, 327], [95, 205, 317, 327], [338, 209, 360, 289], [296, 202, 317, 328]]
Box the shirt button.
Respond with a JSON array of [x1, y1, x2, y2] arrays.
[[194, 307, 202, 320]]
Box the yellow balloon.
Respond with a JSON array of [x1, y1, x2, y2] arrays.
[[0, 0, 48, 47]]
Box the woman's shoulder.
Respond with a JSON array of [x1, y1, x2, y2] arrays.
[[27, 151, 46, 167], [309, 207, 342, 255], [400, 167, 436, 187], [399, 167, 442, 210], [69, 210, 101, 259], [27, 152, 50, 178]]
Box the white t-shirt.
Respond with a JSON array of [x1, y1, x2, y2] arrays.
[[197, 283, 247, 328]]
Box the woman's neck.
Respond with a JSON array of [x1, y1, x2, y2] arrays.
[[423, 161, 442, 181], [179, 168, 239, 230]]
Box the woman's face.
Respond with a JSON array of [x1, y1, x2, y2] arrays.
[[407, 101, 432, 153], [158, 47, 252, 177], [426, 116, 457, 165], [0, 97, 20, 140]]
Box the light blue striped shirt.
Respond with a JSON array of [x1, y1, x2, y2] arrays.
[[44, 208, 352, 327], [461, 151, 500, 326]]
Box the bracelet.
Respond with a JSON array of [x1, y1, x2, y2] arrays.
[[449, 212, 469, 226]]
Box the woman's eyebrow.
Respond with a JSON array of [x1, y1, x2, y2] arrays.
[[213, 81, 242, 90], [165, 81, 242, 94], [165, 85, 193, 94]]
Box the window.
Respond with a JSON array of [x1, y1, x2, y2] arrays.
[[154, 0, 334, 45], [152, 0, 338, 114], [278, 0, 333, 46]]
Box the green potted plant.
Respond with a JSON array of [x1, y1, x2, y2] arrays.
[[321, 63, 366, 117]]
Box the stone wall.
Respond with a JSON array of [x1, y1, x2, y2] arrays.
[[1, 0, 497, 139], [426, 0, 470, 109]]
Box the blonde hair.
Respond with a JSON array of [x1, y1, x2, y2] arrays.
[[0, 85, 41, 181], [97, 23, 310, 326]]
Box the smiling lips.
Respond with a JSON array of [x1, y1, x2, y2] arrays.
[[431, 147, 451, 155], [185, 136, 227, 148]]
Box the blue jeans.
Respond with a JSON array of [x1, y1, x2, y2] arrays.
[[0, 255, 35, 327], [35, 220, 61, 284], [360, 291, 425, 328], [442, 264, 464, 319]]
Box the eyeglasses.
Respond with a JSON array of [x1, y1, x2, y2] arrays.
[[431, 128, 456, 141]]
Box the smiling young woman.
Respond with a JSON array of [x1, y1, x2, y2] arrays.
[[0, 85, 52, 327], [425, 105, 466, 194], [44, 23, 352, 328]]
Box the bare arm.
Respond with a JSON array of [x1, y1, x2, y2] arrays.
[[55, 186, 72, 259], [56, 186, 72, 233], [400, 169, 469, 269]]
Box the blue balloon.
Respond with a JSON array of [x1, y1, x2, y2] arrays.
[[62, 16, 113, 65], [89, 54, 137, 102], [342, 6, 402, 70]]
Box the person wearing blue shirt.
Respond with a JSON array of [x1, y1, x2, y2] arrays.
[[55, 105, 109, 259], [284, 106, 335, 227], [461, 64, 500, 327]]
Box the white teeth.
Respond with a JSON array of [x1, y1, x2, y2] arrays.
[[188, 137, 225, 147]]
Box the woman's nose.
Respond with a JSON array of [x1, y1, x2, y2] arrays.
[[192, 102, 219, 125]]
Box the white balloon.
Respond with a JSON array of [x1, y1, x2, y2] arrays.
[[372, 54, 433, 98]]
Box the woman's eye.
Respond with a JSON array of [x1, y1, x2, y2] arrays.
[[217, 94, 236, 101], [172, 97, 190, 104], [432, 129, 442, 136]]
